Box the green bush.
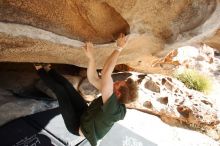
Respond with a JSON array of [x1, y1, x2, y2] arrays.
[[174, 69, 212, 94]]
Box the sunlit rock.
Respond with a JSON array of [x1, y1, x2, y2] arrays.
[[0, 0, 220, 74]]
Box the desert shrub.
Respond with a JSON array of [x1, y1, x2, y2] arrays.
[[174, 69, 212, 94]]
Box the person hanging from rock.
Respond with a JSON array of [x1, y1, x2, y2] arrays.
[[34, 33, 138, 146]]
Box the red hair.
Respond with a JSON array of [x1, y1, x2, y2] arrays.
[[118, 78, 138, 104]]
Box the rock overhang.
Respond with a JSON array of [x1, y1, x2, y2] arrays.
[[0, 0, 220, 74]]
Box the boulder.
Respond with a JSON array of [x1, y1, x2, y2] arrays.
[[0, 0, 220, 74]]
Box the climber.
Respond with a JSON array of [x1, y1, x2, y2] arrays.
[[34, 33, 138, 146]]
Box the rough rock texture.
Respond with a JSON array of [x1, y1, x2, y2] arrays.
[[0, 0, 220, 74], [136, 74, 219, 127], [204, 29, 220, 50], [152, 44, 220, 79], [152, 44, 216, 69], [0, 0, 130, 43]]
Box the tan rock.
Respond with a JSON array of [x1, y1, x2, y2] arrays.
[[0, 0, 220, 74], [0, 0, 129, 43]]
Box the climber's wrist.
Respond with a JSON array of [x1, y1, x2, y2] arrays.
[[115, 46, 123, 52]]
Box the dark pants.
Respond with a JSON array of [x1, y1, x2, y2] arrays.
[[37, 68, 88, 135]]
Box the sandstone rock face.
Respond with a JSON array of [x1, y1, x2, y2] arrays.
[[0, 0, 220, 73], [136, 74, 219, 127], [152, 44, 220, 74], [0, 0, 129, 43]]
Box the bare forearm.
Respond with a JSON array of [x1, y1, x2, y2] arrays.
[[83, 42, 101, 89], [87, 58, 101, 89], [102, 50, 120, 76]]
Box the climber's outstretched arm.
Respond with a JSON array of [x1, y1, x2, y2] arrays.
[[83, 42, 101, 90], [101, 34, 127, 103]]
